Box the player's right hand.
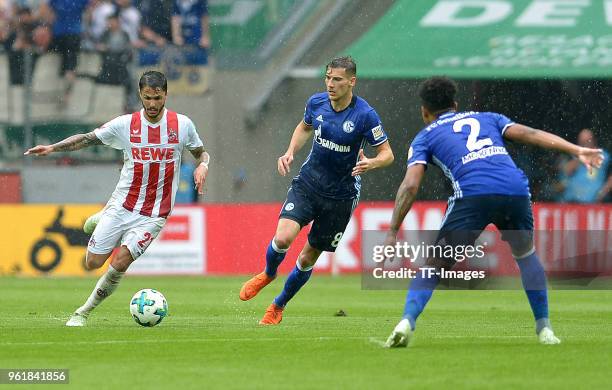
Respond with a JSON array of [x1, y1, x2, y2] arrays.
[[24, 145, 53, 156], [278, 153, 293, 176], [577, 147, 604, 174], [382, 232, 398, 263]]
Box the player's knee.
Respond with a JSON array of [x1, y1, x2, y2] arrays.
[[85, 252, 106, 270], [273, 235, 293, 250]]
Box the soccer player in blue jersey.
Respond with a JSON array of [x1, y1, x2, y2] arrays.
[[383, 76, 604, 347], [239, 56, 394, 324]]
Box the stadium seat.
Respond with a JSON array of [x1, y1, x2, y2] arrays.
[[89, 85, 125, 122]]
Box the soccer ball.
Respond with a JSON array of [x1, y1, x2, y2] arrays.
[[129, 289, 168, 327]]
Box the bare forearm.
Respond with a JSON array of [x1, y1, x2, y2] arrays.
[[389, 184, 417, 234], [171, 16, 181, 40], [190, 146, 209, 165], [372, 149, 394, 169], [286, 122, 312, 155], [506, 125, 580, 156], [599, 176, 612, 199], [201, 15, 210, 37], [51, 132, 101, 152]]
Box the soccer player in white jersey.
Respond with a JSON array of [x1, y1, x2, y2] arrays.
[[24, 71, 210, 326]]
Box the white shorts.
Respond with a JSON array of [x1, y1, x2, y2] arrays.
[[87, 204, 166, 259]]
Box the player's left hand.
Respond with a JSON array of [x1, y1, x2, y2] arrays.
[[193, 162, 208, 195], [577, 147, 604, 174], [352, 149, 376, 176], [24, 145, 53, 156]]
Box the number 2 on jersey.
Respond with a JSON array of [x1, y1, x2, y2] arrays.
[[453, 118, 492, 152], [137, 232, 153, 248]]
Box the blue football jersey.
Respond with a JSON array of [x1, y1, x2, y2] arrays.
[[297, 92, 388, 199], [407, 111, 530, 198]]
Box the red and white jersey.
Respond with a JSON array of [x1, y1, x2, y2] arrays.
[[95, 108, 203, 218]]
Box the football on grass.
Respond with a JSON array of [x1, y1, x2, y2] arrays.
[[130, 289, 168, 327]]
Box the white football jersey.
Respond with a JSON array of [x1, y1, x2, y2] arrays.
[[95, 108, 203, 218]]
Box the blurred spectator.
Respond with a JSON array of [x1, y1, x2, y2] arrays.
[[171, 0, 210, 93], [115, 0, 142, 47], [40, 0, 91, 107], [557, 129, 611, 203], [95, 11, 130, 86], [175, 156, 197, 203], [85, 0, 114, 43], [171, 0, 209, 49], [0, 0, 11, 43], [4, 2, 51, 85], [137, 0, 172, 47]]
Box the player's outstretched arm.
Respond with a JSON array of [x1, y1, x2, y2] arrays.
[[385, 164, 426, 245], [278, 120, 313, 176], [24, 131, 102, 156], [351, 141, 394, 176], [190, 146, 210, 195], [505, 124, 605, 173]]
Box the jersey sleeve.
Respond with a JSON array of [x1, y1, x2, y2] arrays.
[[407, 131, 431, 167], [303, 96, 314, 126], [184, 118, 204, 150], [362, 109, 388, 146], [94, 116, 124, 150], [491, 113, 515, 135]]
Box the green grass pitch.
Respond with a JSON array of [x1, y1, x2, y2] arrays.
[[1, 276, 610, 389]]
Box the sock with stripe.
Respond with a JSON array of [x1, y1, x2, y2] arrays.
[[273, 261, 313, 308], [76, 264, 125, 316], [265, 239, 288, 277]]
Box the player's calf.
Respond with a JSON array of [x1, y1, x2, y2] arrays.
[[85, 251, 112, 270]]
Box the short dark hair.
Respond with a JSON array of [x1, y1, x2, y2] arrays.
[[418, 76, 458, 112], [139, 70, 167, 92], [326, 56, 356, 76]]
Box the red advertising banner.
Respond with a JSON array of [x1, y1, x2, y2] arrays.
[[198, 202, 612, 275]]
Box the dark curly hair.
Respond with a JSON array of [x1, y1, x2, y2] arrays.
[[139, 70, 167, 92], [418, 76, 458, 112]]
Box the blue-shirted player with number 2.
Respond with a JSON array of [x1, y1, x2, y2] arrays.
[[239, 56, 394, 325], [383, 77, 604, 347]]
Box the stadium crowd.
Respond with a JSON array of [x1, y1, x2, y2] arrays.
[[0, 0, 210, 106]]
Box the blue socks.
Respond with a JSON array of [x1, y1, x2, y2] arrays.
[[402, 269, 441, 330], [273, 262, 313, 308], [400, 253, 551, 334], [265, 239, 288, 277], [516, 252, 550, 331]]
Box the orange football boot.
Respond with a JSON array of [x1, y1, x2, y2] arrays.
[[239, 272, 275, 301], [259, 303, 284, 325]]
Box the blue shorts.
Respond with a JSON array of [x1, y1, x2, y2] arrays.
[[279, 179, 358, 252], [437, 195, 534, 261]]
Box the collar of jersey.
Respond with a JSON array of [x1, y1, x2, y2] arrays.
[[140, 108, 167, 125], [328, 95, 357, 113]]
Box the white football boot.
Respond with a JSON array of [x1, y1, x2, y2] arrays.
[[538, 327, 561, 345], [65, 312, 87, 327], [384, 318, 413, 348], [83, 210, 104, 234]]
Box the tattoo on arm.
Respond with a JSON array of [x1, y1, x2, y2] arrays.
[[52, 132, 102, 152], [190, 146, 209, 164]]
